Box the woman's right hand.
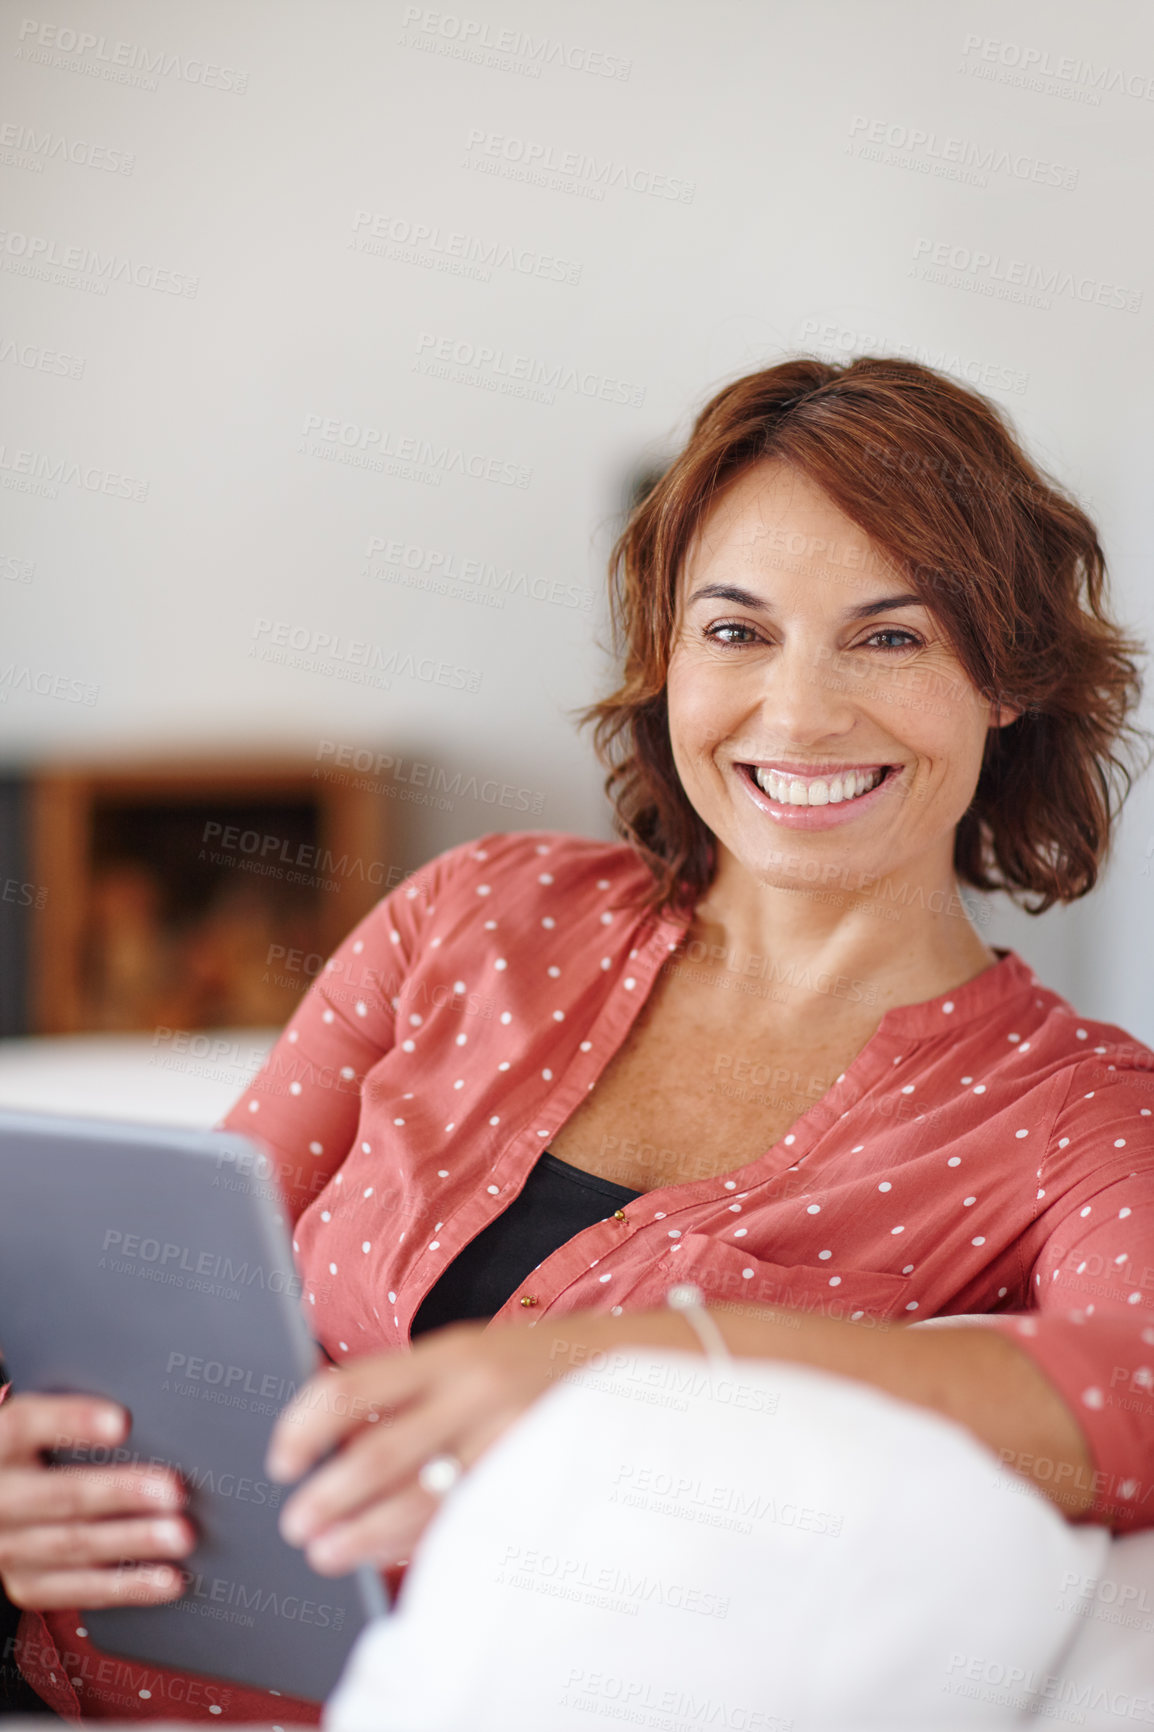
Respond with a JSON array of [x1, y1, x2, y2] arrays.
[[0, 1393, 195, 1610]]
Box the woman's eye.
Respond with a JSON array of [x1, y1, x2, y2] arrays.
[[700, 621, 922, 652], [862, 628, 921, 652], [705, 621, 759, 647]]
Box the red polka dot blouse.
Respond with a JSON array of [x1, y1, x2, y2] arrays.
[[235, 829, 1154, 1531], [22, 828, 1154, 1720]]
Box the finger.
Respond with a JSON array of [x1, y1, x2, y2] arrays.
[[0, 1463, 186, 1528], [0, 1395, 128, 1465], [267, 1362, 411, 1484], [0, 1513, 195, 1576], [303, 1481, 434, 1577], [278, 1387, 469, 1546], [3, 1560, 187, 1612], [267, 1326, 489, 1484]]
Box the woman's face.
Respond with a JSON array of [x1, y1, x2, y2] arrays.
[[666, 459, 1011, 895]]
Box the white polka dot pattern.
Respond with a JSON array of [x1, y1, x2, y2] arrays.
[[209, 828, 1154, 1545]]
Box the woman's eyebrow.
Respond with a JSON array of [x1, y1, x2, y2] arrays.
[[685, 582, 926, 619]]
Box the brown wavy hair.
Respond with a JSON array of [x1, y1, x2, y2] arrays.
[[578, 356, 1147, 916]]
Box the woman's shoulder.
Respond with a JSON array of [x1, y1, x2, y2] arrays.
[[405, 828, 650, 905], [941, 956, 1153, 1196], [990, 953, 1154, 1121], [1018, 964, 1152, 1068], [372, 829, 659, 979]]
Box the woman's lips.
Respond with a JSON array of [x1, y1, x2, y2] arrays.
[[735, 761, 900, 829]]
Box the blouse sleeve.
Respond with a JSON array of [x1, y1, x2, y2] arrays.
[[976, 1062, 1154, 1534], [213, 839, 480, 1226]]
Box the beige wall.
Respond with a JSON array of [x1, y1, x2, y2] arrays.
[[2, 0, 1152, 1036]]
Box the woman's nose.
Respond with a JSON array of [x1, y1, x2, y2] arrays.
[[754, 641, 856, 740]]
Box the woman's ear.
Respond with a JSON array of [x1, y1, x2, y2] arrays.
[[984, 685, 1023, 729]]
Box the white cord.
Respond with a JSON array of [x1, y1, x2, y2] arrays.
[[665, 1282, 733, 1363]]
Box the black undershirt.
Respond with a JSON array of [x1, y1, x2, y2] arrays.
[[410, 1152, 643, 1338]]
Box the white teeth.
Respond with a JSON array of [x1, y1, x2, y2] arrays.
[[752, 766, 886, 807]]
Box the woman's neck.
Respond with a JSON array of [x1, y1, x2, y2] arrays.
[[691, 843, 998, 1019]]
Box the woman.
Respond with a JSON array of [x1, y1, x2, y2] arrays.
[[3, 357, 1152, 1723]]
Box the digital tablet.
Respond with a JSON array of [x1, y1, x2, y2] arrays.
[[0, 1108, 389, 1701]]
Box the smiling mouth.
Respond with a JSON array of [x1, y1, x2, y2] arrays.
[[740, 763, 896, 807]]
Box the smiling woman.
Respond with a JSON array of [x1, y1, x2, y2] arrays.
[[666, 463, 1016, 931], [586, 356, 1144, 916], [4, 358, 1154, 1726]]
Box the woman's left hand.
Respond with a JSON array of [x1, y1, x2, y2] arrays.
[[265, 1311, 676, 1575]]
